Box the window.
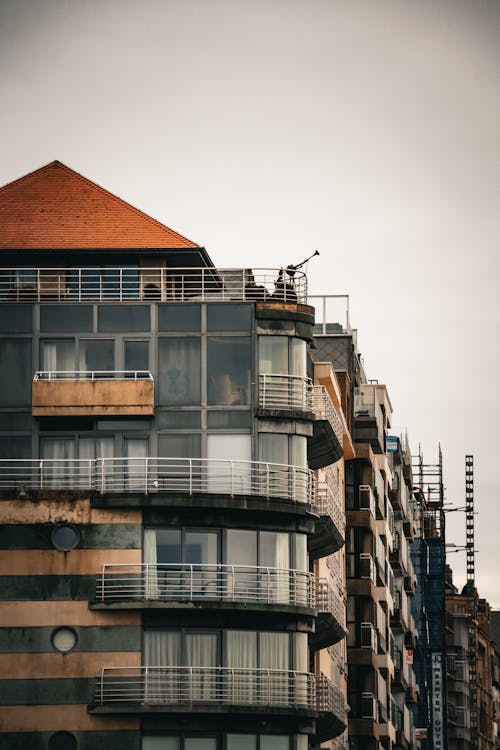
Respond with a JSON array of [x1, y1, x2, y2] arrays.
[[124, 340, 149, 374], [41, 340, 76, 372], [0, 339, 32, 407], [258, 336, 306, 377], [207, 337, 251, 406], [67, 265, 139, 299], [79, 339, 114, 373], [158, 338, 201, 405]]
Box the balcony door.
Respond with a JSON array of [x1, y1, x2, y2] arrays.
[[124, 437, 148, 491]]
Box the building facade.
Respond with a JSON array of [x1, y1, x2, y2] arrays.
[[0, 162, 348, 750]]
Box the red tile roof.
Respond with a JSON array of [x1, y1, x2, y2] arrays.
[[0, 161, 198, 249]]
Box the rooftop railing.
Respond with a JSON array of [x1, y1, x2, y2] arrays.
[[95, 563, 314, 608], [311, 385, 343, 446], [33, 370, 153, 381], [0, 267, 307, 304], [258, 374, 313, 412], [308, 295, 351, 336], [0, 457, 314, 505], [92, 666, 346, 723]]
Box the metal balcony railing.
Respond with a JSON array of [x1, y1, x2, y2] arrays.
[[94, 666, 316, 708], [315, 676, 347, 725], [258, 374, 313, 412], [359, 553, 377, 585], [0, 457, 314, 505], [311, 385, 343, 447], [359, 485, 376, 517], [0, 267, 307, 304], [33, 370, 153, 381], [95, 563, 314, 608], [361, 622, 378, 651], [313, 480, 346, 539], [314, 580, 345, 627]]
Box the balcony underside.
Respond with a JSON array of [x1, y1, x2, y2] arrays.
[[311, 612, 347, 650], [90, 599, 316, 620], [307, 420, 343, 470], [90, 490, 313, 518], [308, 515, 345, 559], [353, 417, 384, 454]]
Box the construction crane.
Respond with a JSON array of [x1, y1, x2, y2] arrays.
[[465, 455, 478, 750]]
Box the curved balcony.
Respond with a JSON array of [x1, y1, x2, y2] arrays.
[[311, 580, 347, 650], [90, 667, 347, 738], [258, 374, 313, 415], [308, 386, 344, 469], [0, 457, 314, 508], [0, 266, 307, 304], [92, 563, 314, 613], [309, 477, 345, 558]]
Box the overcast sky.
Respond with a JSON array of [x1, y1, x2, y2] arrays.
[[1, 0, 499, 603]]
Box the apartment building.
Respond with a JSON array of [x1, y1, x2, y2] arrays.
[[0, 161, 348, 750], [311, 299, 419, 750], [445, 571, 495, 750]]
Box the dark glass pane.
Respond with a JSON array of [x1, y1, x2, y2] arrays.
[[79, 340, 114, 372], [98, 305, 150, 332], [124, 341, 149, 373], [0, 436, 31, 459], [207, 337, 251, 406], [155, 529, 181, 564], [158, 434, 201, 458], [0, 413, 33, 431], [158, 338, 201, 405], [207, 303, 252, 331], [40, 305, 93, 333], [0, 305, 32, 333], [157, 411, 201, 429], [157, 304, 201, 332], [0, 339, 32, 406], [207, 411, 251, 429]]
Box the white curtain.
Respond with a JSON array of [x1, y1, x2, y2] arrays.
[[144, 529, 158, 599], [207, 434, 251, 495], [125, 438, 148, 491], [41, 439, 76, 488], [226, 631, 257, 703], [186, 633, 218, 701], [41, 341, 75, 373], [260, 632, 289, 706], [260, 532, 289, 604], [144, 631, 181, 703]]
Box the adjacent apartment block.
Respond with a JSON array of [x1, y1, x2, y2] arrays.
[[0, 162, 349, 750]]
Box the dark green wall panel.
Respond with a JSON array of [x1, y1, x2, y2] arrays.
[[0, 678, 92, 704], [0, 524, 141, 550], [0, 626, 141, 653], [0, 575, 95, 600]]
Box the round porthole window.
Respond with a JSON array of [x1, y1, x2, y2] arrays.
[[52, 627, 77, 654], [51, 524, 80, 551], [48, 732, 77, 750]]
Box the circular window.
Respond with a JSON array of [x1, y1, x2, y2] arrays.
[[51, 524, 80, 551], [48, 732, 77, 750], [52, 627, 77, 654]]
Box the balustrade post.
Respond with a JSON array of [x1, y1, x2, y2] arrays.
[[144, 457, 149, 496], [40, 460, 44, 490]]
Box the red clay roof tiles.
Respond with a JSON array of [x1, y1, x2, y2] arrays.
[[0, 161, 198, 250]]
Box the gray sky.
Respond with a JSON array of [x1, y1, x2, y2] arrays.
[[1, 0, 499, 603]]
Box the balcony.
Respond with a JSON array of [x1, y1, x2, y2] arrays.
[[32, 370, 154, 417], [0, 266, 308, 304], [0, 457, 314, 509], [258, 374, 313, 416], [353, 386, 385, 454], [90, 667, 347, 739], [308, 386, 344, 469], [309, 476, 345, 558], [312, 580, 346, 649], [92, 563, 314, 613]]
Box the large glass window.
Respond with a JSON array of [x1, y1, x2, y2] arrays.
[[259, 435, 307, 468], [79, 339, 114, 372], [259, 336, 306, 376], [207, 337, 251, 406], [41, 340, 76, 372], [67, 265, 139, 299], [158, 338, 201, 405], [0, 339, 32, 407], [207, 434, 251, 494], [124, 340, 149, 374]]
